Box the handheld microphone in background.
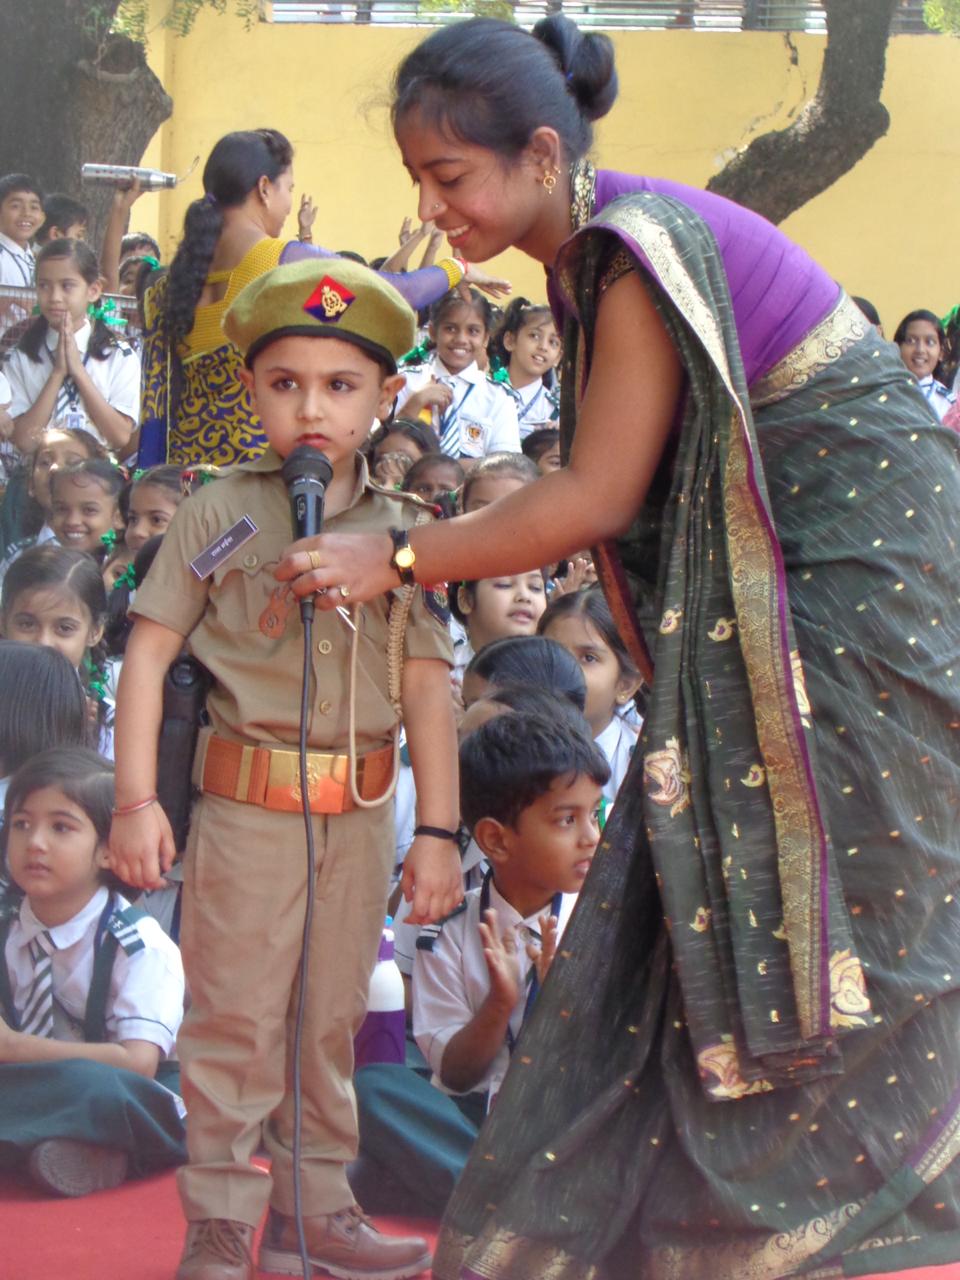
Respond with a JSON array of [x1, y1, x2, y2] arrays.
[[281, 446, 334, 621]]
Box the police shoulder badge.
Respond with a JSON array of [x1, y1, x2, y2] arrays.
[[304, 276, 356, 323]]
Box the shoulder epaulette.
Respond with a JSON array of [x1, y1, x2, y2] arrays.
[[415, 898, 468, 952], [107, 905, 147, 957]]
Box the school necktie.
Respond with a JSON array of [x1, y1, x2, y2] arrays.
[[20, 931, 56, 1038], [438, 378, 462, 457]]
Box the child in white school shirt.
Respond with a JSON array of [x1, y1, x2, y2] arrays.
[[6, 239, 140, 458], [0, 748, 185, 1197], [397, 289, 520, 463]]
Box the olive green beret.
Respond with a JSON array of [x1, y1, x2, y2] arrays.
[[223, 257, 416, 372]]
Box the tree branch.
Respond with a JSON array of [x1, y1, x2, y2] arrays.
[[706, 0, 897, 224]]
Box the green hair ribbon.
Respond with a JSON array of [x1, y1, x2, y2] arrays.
[[112, 563, 137, 591], [99, 528, 118, 551]]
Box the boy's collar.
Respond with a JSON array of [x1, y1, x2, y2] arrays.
[[0, 230, 34, 257], [235, 448, 372, 511], [486, 873, 564, 933]]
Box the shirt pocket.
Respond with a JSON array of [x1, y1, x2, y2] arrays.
[[208, 530, 290, 634]]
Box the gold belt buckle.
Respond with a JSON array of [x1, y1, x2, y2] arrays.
[[264, 747, 350, 814]]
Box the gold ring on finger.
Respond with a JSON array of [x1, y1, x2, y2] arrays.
[[307, 550, 322, 572], [338, 584, 350, 599]]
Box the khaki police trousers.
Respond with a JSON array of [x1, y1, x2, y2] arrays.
[[176, 790, 395, 1226]]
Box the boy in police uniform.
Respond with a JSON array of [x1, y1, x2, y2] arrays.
[[108, 258, 462, 1280]]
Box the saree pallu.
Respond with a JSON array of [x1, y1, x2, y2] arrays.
[[435, 195, 960, 1280]]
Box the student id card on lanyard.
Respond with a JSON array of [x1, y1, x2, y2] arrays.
[[51, 346, 92, 431]]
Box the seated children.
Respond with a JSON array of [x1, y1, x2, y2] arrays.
[[353, 703, 608, 1216], [0, 747, 185, 1196], [109, 257, 460, 1280], [397, 289, 520, 463], [459, 450, 539, 514], [450, 569, 547, 690], [0, 641, 88, 811], [489, 297, 562, 437], [123, 464, 185, 556], [539, 585, 643, 818], [8, 239, 141, 456], [366, 416, 435, 489]]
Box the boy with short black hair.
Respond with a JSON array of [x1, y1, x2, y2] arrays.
[[35, 193, 89, 245], [109, 257, 462, 1280], [0, 174, 43, 341], [414, 709, 609, 1105]]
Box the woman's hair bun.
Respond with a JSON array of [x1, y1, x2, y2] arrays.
[[532, 15, 618, 123]]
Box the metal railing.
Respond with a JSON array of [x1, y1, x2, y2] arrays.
[[267, 0, 933, 32]]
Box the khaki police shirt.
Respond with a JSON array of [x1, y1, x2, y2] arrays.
[[132, 448, 453, 751]]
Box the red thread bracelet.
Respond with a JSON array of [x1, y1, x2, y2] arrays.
[[112, 794, 158, 817]]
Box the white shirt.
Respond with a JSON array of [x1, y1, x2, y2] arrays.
[[595, 714, 640, 822], [4, 886, 184, 1057], [0, 370, 11, 408], [507, 378, 560, 439], [5, 319, 141, 448], [0, 233, 35, 339], [413, 878, 577, 1104], [398, 356, 520, 460], [916, 375, 956, 424]]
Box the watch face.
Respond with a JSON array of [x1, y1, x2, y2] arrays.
[[395, 546, 416, 569]]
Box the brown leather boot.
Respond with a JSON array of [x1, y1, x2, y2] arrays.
[[175, 1219, 256, 1280], [258, 1205, 431, 1279]]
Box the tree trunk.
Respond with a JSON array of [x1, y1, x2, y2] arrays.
[[706, 0, 897, 224], [0, 1, 172, 248]]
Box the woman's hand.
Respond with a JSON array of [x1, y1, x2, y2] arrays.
[[108, 801, 176, 890], [298, 193, 318, 239], [461, 262, 511, 300], [274, 530, 400, 607]]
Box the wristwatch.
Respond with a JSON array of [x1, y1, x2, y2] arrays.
[[389, 527, 416, 586]]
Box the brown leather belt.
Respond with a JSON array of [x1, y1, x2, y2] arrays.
[[198, 733, 394, 815]]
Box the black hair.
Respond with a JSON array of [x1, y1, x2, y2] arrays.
[[104, 534, 163, 657], [464, 635, 586, 711], [35, 193, 89, 244], [521, 426, 560, 465], [121, 231, 161, 259], [0, 641, 88, 776], [131, 464, 184, 502], [488, 296, 556, 373], [401, 451, 464, 495], [366, 417, 436, 461], [4, 747, 113, 846], [1, 748, 132, 899], [429, 286, 494, 335], [2, 542, 108, 628], [51, 457, 125, 506], [336, 249, 368, 266], [460, 708, 608, 833], [18, 239, 118, 363], [851, 296, 881, 329], [165, 128, 294, 347], [894, 309, 947, 381], [469, 682, 590, 730], [538, 583, 640, 683], [0, 173, 43, 205], [392, 16, 617, 164], [460, 450, 539, 512]]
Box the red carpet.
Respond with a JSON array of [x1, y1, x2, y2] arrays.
[[0, 1169, 437, 1279]]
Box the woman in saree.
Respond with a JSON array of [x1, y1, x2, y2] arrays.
[[274, 17, 960, 1280], [137, 127, 507, 467]]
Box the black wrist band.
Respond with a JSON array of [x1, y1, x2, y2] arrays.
[[414, 824, 460, 843]]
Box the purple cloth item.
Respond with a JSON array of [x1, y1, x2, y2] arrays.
[[591, 171, 841, 384], [280, 240, 453, 314]]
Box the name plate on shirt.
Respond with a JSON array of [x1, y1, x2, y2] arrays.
[[190, 516, 259, 580]]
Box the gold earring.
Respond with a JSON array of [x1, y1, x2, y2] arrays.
[[541, 168, 559, 194]]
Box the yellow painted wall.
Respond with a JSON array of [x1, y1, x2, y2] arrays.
[[136, 9, 960, 334]]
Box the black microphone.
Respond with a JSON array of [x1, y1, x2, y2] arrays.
[[281, 445, 334, 621]]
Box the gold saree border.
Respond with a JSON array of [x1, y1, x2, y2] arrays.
[[749, 295, 868, 409], [556, 196, 853, 1045], [433, 1226, 601, 1280]]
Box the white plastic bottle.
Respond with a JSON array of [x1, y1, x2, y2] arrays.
[[353, 919, 406, 1067]]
